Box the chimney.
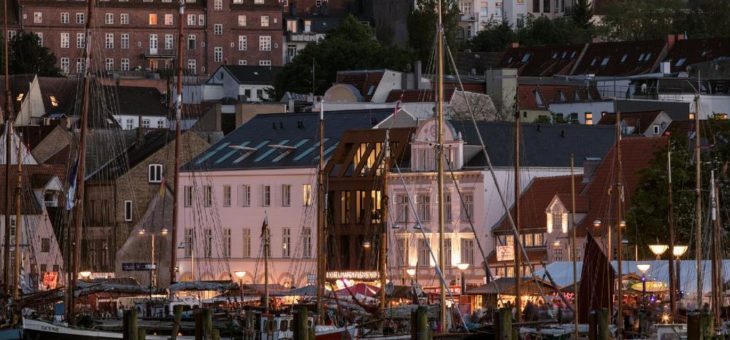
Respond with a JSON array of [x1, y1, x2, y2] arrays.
[[660, 61, 671, 75], [582, 157, 601, 184]]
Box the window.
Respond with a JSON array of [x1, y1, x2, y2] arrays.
[[187, 34, 196, 49], [461, 238, 474, 265], [238, 35, 247, 51], [105, 33, 114, 48], [76, 33, 85, 48], [60, 33, 69, 48], [417, 194, 430, 221], [76, 13, 85, 24], [36, 33, 43, 46], [60, 57, 69, 73], [653, 124, 660, 135], [121, 58, 130, 71], [397, 239, 408, 267], [233, 0, 243, 3], [396, 195, 409, 223], [104, 13, 113, 24], [148, 14, 157, 25], [214, 47, 223, 62], [259, 35, 271, 51], [121, 33, 129, 49], [261, 15, 269, 27], [120, 13, 129, 24], [125, 118, 134, 129], [105, 58, 114, 71], [242, 228, 251, 257], [302, 184, 312, 206], [223, 229, 231, 257], [124, 200, 133, 221], [445, 193, 452, 222], [198, 14, 204, 26], [157, 120, 165, 128], [149, 34, 158, 51], [282, 228, 291, 257], [34, 12, 42, 23], [238, 15, 247, 26], [262, 185, 271, 206], [41, 238, 50, 253], [585, 112, 593, 125], [76, 58, 85, 73], [254, 0, 264, 3], [61, 12, 69, 24], [203, 185, 212, 207], [238, 184, 251, 206], [214, 0, 223, 10], [165, 34, 173, 49], [281, 185, 291, 206], [184, 229, 193, 257], [418, 239, 430, 267], [302, 228, 312, 258], [187, 14, 195, 26], [142, 119, 150, 128], [223, 185, 231, 207], [534, 233, 544, 246], [184, 186, 193, 207], [7, 31, 15, 40], [553, 247, 563, 261], [204, 229, 212, 257], [214, 24, 223, 35], [164, 14, 173, 25], [461, 193, 473, 221], [187, 59, 196, 74], [259, 60, 271, 66], [148, 164, 163, 183]]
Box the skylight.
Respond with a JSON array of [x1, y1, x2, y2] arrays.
[[232, 140, 269, 164], [50, 96, 58, 107], [620, 54, 628, 63], [676, 57, 686, 66], [590, 58, 597, 66], [638, 53, 646, 62], [601, 57, 610, 66], [521, 53, 531, 63]]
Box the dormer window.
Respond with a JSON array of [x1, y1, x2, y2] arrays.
[[601, 57, 610, 66], [620, 54, 628, 63], [521, 53, 531, 63], [44, 191, 59, 207]]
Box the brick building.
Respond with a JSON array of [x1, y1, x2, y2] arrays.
[[17, 0, 283, 76]]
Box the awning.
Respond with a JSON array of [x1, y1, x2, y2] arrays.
[[465, 277, 556, 295]]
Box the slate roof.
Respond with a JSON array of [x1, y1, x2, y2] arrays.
[[385, 89, 457, 103], [449, 121, 616, 168], [15, 125, 60, 150], [493, 175, 585, 234], [571, 40, 666, 77], [0, 164, 67, 214], [335, 70, 386, 102], [38, 77, 80, 116], [663, 37, 730, 73], [456, 51, 504, 75], [184, 109, 392, 171], [614, 99, 690, 121], [0, 74, 36, 114], [497, 44, 585, 77], [218, 65, 284, 85], [113, 86, 168, 117], [518, 83, 600, 110], [597, 110, 663, 134], [88, 129, 174, 181]]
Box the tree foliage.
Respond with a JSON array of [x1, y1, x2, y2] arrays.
[[570, 0, 593, 29], [468, 16, 592, 52], [407, 0, 461, 63], [0, 31, 62, 76], [272, 15, 412, 99], [468, 22, 515, 52]]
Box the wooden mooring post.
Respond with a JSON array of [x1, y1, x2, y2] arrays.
[[171, 305, 183, 340], [195, 308, 213, 340], [123, 309, 138, 340]]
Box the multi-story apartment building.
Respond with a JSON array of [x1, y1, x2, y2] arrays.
[[17, 0, 283, 76]]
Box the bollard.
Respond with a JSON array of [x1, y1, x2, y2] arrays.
[[701, 311, 714, 339], [171, 305, 183, 340], [137, 328, 146, 340], [123, 309, 138, 340], [688, 312, 701, 339], [294, 306, 309, 340], [415, 306, 430, 340], [494, 308, 512, 340], [596, 308, 609, 340]]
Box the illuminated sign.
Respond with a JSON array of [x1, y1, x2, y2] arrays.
[[42, 272, 58, 289], [496, 245, 514, 261], [326, 271, 380, 280]]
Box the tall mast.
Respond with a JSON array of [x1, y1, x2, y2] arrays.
[[667, 141, 677, 320], [316, 98, 326, 320], [169, 0, 185, 285], [694, 83, 702, 309], [13, 131, 21, 302], [570, 154, 578, 339], [66, 0, 95, 324], [435, 0, 447, 331], [615, 111, 624, 336], [2, 0, 14, 296], [263, 216, 269, 314], [379, 130, 389, 313], [711, 170, 721, 324], [513, 107, 521, 322]]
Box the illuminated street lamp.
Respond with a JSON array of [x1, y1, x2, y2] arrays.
[[456, 263, 469, 293], [79, 271, 92, 280], [649, 244, 669, 260], [637, 264, 651, 309], [672, 245, 688, 258], [234, 271, 246, 307]]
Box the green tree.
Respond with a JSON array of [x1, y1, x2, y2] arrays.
[[407, 0, 460, 63], [468, 22, 515, 52], [570, 0, 593, 29], [600, 0, 683, 41], [272, 15, 412, 99], [517, 16, 592, 46], [1, 31, 62, 76]]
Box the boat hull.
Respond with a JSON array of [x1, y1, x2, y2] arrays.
[[315, 324, 358, 340], [22, 318, 197, 340]]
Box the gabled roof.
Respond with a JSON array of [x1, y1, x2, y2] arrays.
[[456, 51, 504, 75], [216, 65, 284, 85], [0, 164, 67, 214], [185, 109, 392, 171], [38, 77, 80, 116], [597, 110, 664, 134], [88, 129, 174, 181], [493, 175, 585, 233], [450, 121, 616, 168], [284, 16, 342, 34], [575, 136, 668, 236], [113, 85, 168, 117], [498, 44, 585, 77], [0, 74, 36, 114], [335, 70, 387, 102], [571, 40, 666, 77], [663, 37, 730, 73]]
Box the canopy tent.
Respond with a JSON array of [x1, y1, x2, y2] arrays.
[[167, 280, 237, 292], [335, 283, 379, 298], [465, 277, 556, 295]]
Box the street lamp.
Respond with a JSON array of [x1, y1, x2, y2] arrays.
[[79, 271, 92, 280], [235, 271, 246, 307], [637, 264, 651, 309], [139, 228, 167, 300], [673, 245, 688, 302], [456, 263, 469, 294], [648, 244, 669, 260]]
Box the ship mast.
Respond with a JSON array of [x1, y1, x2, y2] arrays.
[[570, 154, 578, 339], [694, 82, 702, 309], [316, 98, 326, 321], [615, 111, 624, 336], [379, 130, 389, 313], [169, 0, 185, 285], [2, 0, 14, 298], [667, 139, 677, 320], [513, 101, 521, 322], [435, 0, 447, 331], [12, 130, 21, 303], [65, 0, 95, 324], [711, 170, 721, 324]]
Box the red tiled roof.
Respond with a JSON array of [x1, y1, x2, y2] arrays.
[[335, 71, 385, 102], [571, 40, 666, 76], [664, 37, 730, 72], [498, 45, 585, 77], [518, 84, 599, 110], [385, 89, 456, 103], [575, 136, 668, 236], [494, 175, 585, 233]]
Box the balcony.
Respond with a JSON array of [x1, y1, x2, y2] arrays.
[[460, 12, 478, 22]]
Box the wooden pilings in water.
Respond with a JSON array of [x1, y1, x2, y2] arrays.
[[587, 309, 608, 340], [171, 305, 183, 340], [294, 306, 310, 340], [688, 311, 715, 339], [412, 305, 430, 340], [494, 308, 512, 340], [195, 308, 213, 340], [123, 309, 138, 340]]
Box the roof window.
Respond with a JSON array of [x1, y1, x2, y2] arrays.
[[590, 57, 597, 66], [620, 54, 628, 63], [601, 57, 610, 66], [676, 57, 686, 66], [521, 53, 531, 62]]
